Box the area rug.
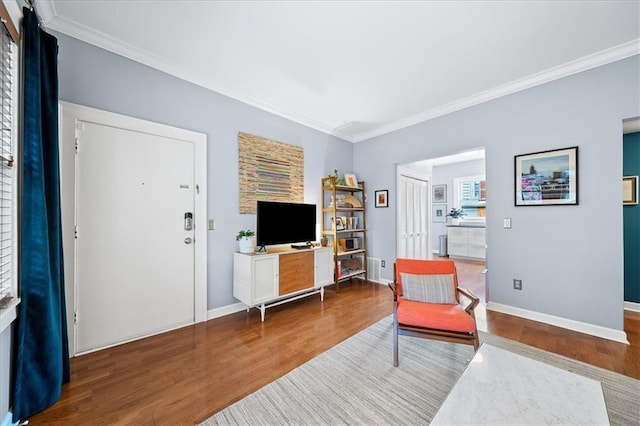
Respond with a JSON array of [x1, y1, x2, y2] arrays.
[[201, 316, 639, 425]]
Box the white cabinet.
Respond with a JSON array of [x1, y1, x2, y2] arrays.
[[233, 247, 333, 321], [447, 226, 486, 260], [314, 248, 334, 287]]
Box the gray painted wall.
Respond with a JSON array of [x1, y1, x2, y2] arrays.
[[54, 32, 353, 309], [53, 30, 638, 333], [355, 55, 640, 331]]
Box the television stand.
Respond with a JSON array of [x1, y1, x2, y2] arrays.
[[233, 247, 334, 321]]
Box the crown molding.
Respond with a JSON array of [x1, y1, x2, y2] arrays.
[[352, 38, 640, 143], [40, 10, 343, 141], [39, 8, 638, 144]]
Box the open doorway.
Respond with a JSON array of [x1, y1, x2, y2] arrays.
[[396, 148, 487, 304], [623, 117, 640, 313]]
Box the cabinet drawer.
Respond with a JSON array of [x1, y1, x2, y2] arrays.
[[447, 228, 467, 242], [279, 251, 314, 295], [468, 228, 486, 244], [447, 242, 468, 257], [468, 244, 486, 259]]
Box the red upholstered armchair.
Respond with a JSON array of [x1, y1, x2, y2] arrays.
[[390, 258, 480, 367]]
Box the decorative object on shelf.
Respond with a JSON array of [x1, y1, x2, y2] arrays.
[[433, 203, 447, 223], [236, 229, 256, 253], [329, 194, 346, 207], [515, 146, 579, 206], [342, 258, 362, 271], [432, 184, 447, 203], [623, 176, 638, 205], [238, 132, 304, 214], [345, 216, 358, 229], [328, 169, 346, 186], [375, 190, 388, 208], [320, 236, 328, 247], [343, 194, 362, 208], [344, 173, 359, 187], [333, 216, 345, 231]]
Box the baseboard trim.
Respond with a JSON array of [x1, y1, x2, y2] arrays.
[[486, 302, 629, 345], [207, 302, 246, 320], [624, 301, 640, 313]]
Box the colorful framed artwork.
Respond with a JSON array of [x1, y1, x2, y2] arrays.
[[515, 146, 578, 206]]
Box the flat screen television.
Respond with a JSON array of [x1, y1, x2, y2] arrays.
[[256, 201, 317, 247]]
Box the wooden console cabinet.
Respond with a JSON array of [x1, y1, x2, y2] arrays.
[[233, 246, 333, 321]]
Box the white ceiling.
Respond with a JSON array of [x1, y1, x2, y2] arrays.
[[37, 1, 640, 143]]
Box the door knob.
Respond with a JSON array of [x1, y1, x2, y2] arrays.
[[184, 237, 193, 244]]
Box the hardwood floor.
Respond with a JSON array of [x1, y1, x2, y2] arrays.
[[28, 261, 639, 425]]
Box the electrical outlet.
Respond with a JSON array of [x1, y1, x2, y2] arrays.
[[208, 219, 215, 230], [513, 279, 522, 290], [381, 260, 386, 268]]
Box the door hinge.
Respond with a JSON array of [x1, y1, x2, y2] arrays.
[[74, 226, 78, 239], [74, 311, 78, 324], [196, 184, 200, 194], [74, 138, 78, 153]]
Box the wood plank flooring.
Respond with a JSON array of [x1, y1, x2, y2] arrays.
[[27, 260, 639, 425]]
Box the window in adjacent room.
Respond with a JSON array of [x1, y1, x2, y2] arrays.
[[453, 175, 486, 221]]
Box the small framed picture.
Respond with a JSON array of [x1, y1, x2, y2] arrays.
[[375, 190, 388, 208], [432, 184, 446, 203], [623, 176, 638, 205], [432, 203, 447, 223], [344, 173, 358, 187], [333, 216, 345, 231]]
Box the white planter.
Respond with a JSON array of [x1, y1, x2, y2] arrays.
[[238, 236, 255, 253]]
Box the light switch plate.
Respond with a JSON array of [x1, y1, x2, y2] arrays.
[[503, 218, 512, 229]]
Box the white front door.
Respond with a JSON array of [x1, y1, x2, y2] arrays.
[[74, 121, 196, 353], [398, 174, 429, 259]]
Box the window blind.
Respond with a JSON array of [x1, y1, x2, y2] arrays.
[[0, 20, 15, 306]]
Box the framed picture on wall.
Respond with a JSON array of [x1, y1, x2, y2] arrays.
[[432, 203, 447, 222], [515, 146, 579, 206], [623, 176, 638, 205], [374, 190, 388, 208], [432, 184, 446, 203]]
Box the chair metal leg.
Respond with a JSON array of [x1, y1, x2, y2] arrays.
[[393, 303, 399, 367]]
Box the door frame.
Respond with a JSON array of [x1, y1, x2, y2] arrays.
[[59, 101, 207, 355]]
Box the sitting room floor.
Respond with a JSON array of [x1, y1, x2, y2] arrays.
[[27, 259, 639, 425]]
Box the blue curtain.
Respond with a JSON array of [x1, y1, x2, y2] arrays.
[[12, 8, 69, 422]]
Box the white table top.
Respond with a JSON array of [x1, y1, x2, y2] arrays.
[[431, 343, 610, 425]]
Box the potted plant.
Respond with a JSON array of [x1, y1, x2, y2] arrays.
[[236, 229, 256, 253], [447, 208, 465, 225], [328, 169, 346, 186]]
